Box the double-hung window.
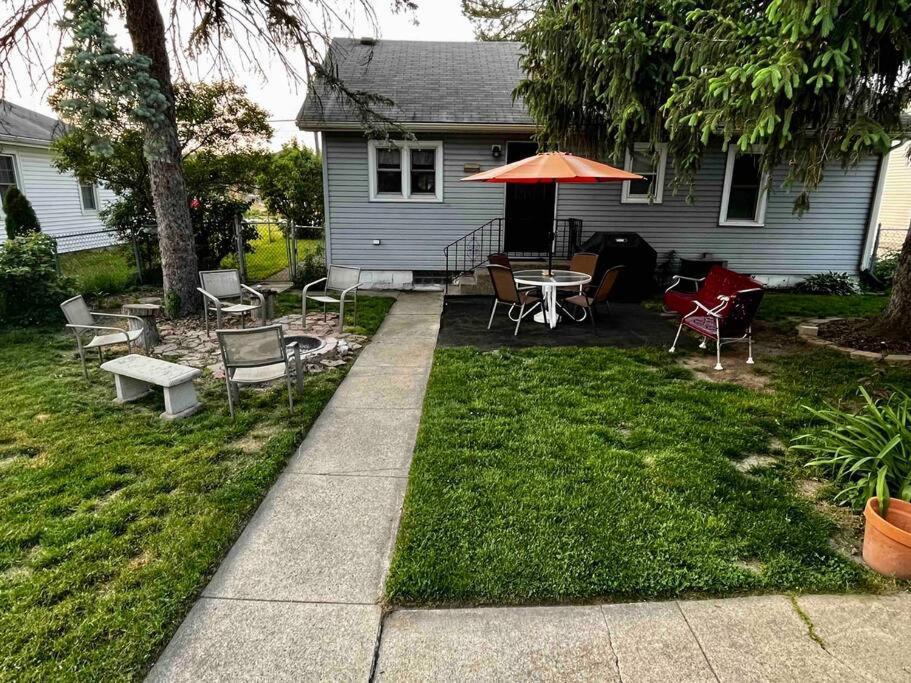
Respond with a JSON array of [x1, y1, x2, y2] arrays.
[[719, 146, 769, 226], [621, 143, 667, 204], [0, 154, 18, 199], [368, 140, 443, 202], [80, 182, 98, 211]]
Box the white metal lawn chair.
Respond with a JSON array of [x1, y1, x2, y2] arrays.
[[302, 265, 363, 332], [60, 295, 149, 378], [198, 269, 266, 335], [216, 325, 298, 417]]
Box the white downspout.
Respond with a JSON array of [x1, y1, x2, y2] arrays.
[[860, 150, 891, 270]]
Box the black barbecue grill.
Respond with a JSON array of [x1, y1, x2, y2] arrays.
[[580, 232, 658, 302]]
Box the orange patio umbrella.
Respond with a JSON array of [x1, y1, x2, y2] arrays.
[[461, 151, 644, 272]]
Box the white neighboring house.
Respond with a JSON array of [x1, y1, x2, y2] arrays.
[[0, 100, 116, 250], [874, 141, 911, 256]]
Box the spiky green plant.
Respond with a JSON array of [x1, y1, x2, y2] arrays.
[[793, 388, 911, 515]]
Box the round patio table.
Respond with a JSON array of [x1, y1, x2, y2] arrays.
[[513, 269, 592, 329]]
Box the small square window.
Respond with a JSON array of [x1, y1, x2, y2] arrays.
[[80, 183, 98, 211], [622, 144, 666, 204]]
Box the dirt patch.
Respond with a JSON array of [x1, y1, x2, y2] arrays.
[[734, 454, 779, 473], [819, 318, 911, 354], [796, 478, 865, 564], [678, 355, 772, 391], [232, 424, 281, 453]]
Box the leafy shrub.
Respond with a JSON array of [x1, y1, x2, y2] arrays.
[[794, 271, 858, 296], [0, 233, 74, 325], [3, 187, 40, 239], [292, 240, 326, 288], [190, 195, 256, 270], [872, 251, 900, 286], [792, 387, 911, 514]]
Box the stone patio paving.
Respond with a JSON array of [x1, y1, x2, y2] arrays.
[[152, 313, 368, 379]]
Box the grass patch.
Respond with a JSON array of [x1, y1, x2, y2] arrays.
[[58, 246, 137, 296], [757, 292, 888, 329], [221, 226, 320, 282], [275, 290, 393, 336], [0, 299, 392, 678], [386, 344, 911, 606]]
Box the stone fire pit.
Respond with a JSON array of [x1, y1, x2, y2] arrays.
[[152, 312, 366, 379]]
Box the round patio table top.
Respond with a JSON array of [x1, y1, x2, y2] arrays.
[[512, 269, 592, 287]]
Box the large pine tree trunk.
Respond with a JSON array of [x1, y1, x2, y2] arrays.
[[123, 0, 199, 315], [881, 228, 911, 334]]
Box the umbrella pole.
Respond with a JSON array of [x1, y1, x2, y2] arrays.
[[549, 182, 559, 275]]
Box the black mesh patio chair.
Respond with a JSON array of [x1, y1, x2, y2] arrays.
[[486, 264, 541, 336], [565, 265, 624, 325]]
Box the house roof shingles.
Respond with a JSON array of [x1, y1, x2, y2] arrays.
[[0, 101, 63, 145], [297, 38, 534, 130]]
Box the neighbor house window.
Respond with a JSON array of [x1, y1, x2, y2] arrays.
[[719, 146, 769, 226], [621, 143, 667, 204], [0, 154, 18, 198], [368, 140, 443, 201], [80, 182, 98, 211]]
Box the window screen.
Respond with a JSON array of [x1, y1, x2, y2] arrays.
[[376, 147, 402, 194], [0, 155, 17, 199], [725, 154, 763, 221], [409, 148, 436, 194]]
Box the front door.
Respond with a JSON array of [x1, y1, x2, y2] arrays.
[[504, 142, 555, 253]]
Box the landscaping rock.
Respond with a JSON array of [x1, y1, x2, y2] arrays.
[[797, 324, 818, 337], [885, 354, 911, 365], [849, 349, 882, 361]]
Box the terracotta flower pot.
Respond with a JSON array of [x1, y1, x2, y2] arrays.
[[863, 497, 911, 579]]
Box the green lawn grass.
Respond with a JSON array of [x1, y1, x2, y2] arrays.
[[0, 295, 393, 679], [758, 292, 888, 326], [58, 246, 138, 296], [221, 225, 320, 282], [386, 343, 911, 606]]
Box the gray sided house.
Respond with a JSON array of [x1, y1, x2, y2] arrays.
[[298, 38, 887, 288]]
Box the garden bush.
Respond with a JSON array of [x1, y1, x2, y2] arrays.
[[794, 271, 858, 296], [793, 387, 911, 513], [3, 187, 40, 239], [872, 251, 900, 286], [292, 240, 326, 288], [0, 233, 74, 325]]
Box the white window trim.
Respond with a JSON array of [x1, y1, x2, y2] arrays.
[[79, 181, 99, 213], [367, 139, 443, 203], [718, 145, 770, 227], [621, 143, 667, 204], [0, 152, 24, 198]]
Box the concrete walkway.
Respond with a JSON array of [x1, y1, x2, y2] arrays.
[[147, 292, 443, 681], [375, 593, 911, 682]]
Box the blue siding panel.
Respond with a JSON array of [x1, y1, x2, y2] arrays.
[[325, 133, 878, 276]]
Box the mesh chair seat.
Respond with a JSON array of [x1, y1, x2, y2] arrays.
[[564, 293, 593, 307], [220, 303, 260, 314], [518, 291, 540, 305], [231, 362, 289, 384], [307, 294, 341, 304], [84, 328, 144, 349]]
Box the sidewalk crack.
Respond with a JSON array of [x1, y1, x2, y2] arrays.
[[675, 601, 720, 682], [598, 606, 624, 683], [368, 608, 391, 682]]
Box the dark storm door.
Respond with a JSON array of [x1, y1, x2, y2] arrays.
[[504, 141, 555, 253]]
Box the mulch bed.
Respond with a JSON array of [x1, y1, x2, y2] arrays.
[[818, 318, 911, 354]]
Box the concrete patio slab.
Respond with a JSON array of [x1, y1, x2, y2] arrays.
[[147, 598, 380, 682], [601, 601, 715, 682], [679, 595, 862, 681], [286, 406, 421, 475], [374, 606, 620, 682], [330, 370, 429, 410], [796, 593, 911, 681], [203, 473, 406, 604]]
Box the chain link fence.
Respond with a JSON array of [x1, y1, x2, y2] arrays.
[[53, 227, 160, 295], [875, 226, 908, 257], [49, 216, 324, 296]]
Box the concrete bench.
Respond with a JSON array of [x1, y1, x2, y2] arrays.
[[100, 354, 202, 420]]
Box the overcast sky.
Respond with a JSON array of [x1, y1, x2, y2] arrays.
[[8, 0, 476, 150]]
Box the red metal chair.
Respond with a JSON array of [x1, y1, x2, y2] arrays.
[[665, 266, 764, 370]]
